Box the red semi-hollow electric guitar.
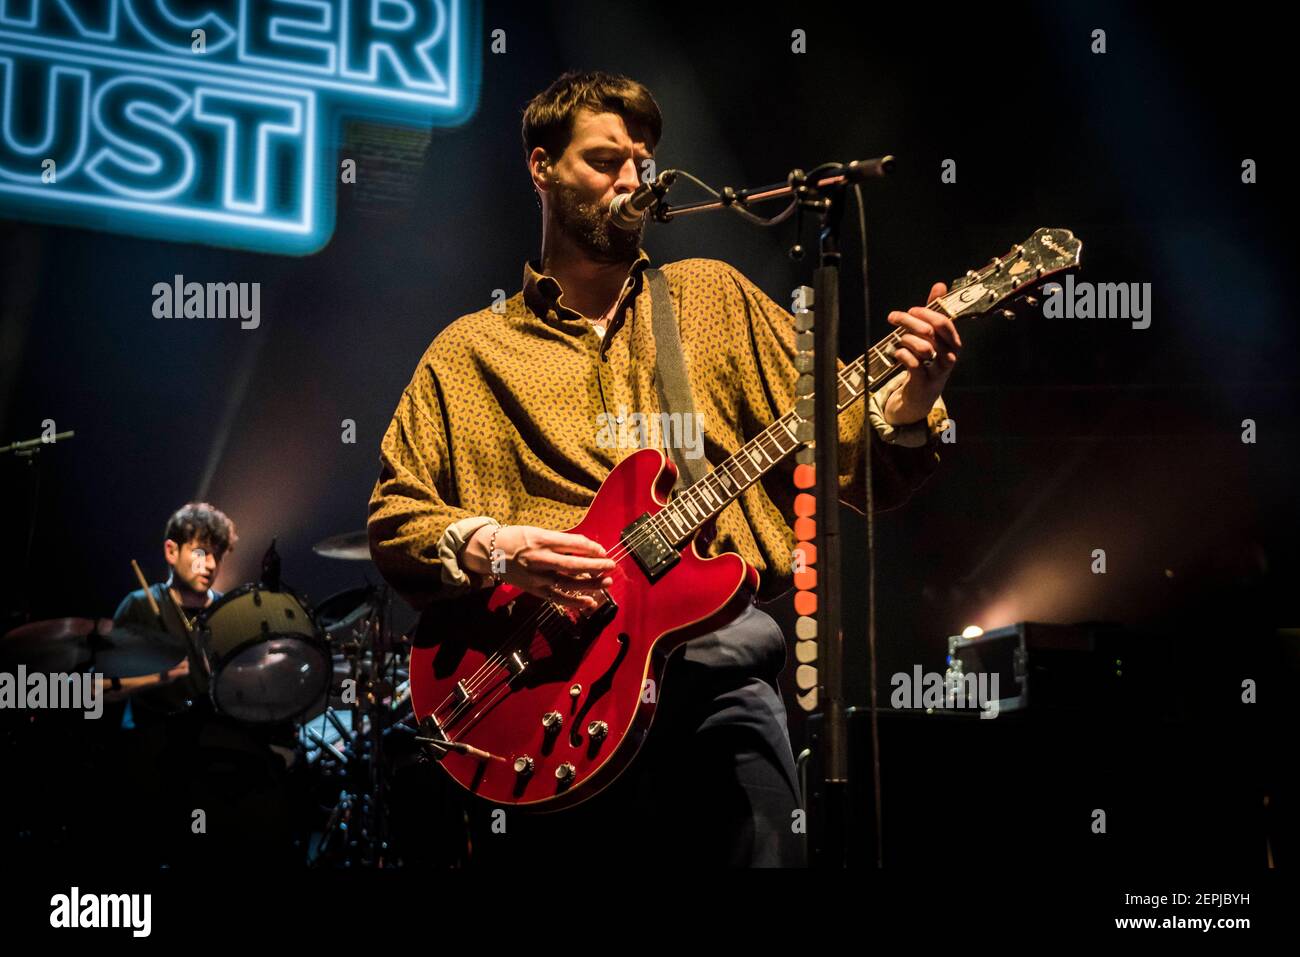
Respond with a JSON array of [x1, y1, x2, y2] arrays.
[[408, 227, 1082, 810]]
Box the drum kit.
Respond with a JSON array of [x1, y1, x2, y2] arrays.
[[0, 528, 451, 868]]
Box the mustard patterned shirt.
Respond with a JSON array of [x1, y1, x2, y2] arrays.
[[368, 250, 949, 607]]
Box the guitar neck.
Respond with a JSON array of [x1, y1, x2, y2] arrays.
[[652, 319, 923, 547], [646, 226, 1084, 547]]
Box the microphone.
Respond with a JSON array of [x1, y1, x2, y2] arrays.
[[840, 155, 895, 182], [609, 170, 676, 230]]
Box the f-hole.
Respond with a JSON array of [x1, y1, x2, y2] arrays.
[[570, 632, 630, 746]]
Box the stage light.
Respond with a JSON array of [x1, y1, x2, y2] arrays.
[[961, 625, 984, 640]]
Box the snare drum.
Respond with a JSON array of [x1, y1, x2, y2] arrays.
[[194, 584, 331, 724]]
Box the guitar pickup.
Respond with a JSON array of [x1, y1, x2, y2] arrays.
[[622, 513, 679, 582], [506, 650, 529, 677]]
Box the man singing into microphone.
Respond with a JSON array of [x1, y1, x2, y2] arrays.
[[368, 71, 959, 867]]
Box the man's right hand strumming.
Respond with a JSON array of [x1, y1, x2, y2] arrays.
[[462, 525, 615, 611]]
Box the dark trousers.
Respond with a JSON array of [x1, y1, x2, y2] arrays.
[[465, 604, 806, 868]]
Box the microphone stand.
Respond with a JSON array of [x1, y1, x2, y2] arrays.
[[1, 430, 74, 621], [653, 158, 893, 867]]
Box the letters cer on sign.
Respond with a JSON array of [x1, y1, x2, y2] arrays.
[[0, 0, 480, 254]]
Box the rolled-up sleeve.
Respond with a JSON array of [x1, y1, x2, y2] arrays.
[[367, 377, 495, 609]]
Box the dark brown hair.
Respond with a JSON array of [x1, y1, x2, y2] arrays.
[[521, 71, 663, 162], [165, 502, 237, 556]]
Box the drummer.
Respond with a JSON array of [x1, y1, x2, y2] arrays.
[[108, 501, 301, 867], [110, 501, 237, 723]]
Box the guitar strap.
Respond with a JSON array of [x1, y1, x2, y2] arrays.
[[644, 267, 710, 490]]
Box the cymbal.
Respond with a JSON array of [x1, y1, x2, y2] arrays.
[[315, 585, 378, 636], [0, 618, 188, 678], [313, 530, 371, 561], [2, 617, 105, 645]]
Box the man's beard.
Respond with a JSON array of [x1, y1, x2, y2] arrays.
[[550, 181, 643, 263]]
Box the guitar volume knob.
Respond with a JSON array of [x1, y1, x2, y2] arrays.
[[555, 762, 575, 782], [542, 711, 563, 732], [513, 755, 534, 777], [587, 720, 609, 741]]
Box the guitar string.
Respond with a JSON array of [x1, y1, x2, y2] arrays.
[[428, 344, 898, 730], [428, 266, 1022, 734], [429, 332, 912, 728], [430, 310, 957, 730], [430, 247, 1066, 740], [428, 400, 826, 733]]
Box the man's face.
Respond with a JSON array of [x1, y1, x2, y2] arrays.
[[544, 108, 654, 262], [165, 536, 222, 596]]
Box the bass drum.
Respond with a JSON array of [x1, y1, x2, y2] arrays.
[[194, 585, 331, 724]]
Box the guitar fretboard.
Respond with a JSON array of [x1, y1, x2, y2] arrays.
[[650, 321, 922, 546], [642, 225, 1080, 546]]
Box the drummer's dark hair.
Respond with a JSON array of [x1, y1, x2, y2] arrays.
[[165, 502, 237, 556]]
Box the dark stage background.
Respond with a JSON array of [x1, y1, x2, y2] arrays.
[[2, 2, 1296, 816]]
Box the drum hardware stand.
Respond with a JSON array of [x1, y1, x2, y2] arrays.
[[3, 429, 74, 621], [309, 583, 407, 867]]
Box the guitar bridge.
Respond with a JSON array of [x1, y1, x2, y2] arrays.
[[622, 513, 679, 582]]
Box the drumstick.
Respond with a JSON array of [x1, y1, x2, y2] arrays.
[[161, 583, 195, 636], [130, 559, 161, 618], [131, 558, 198, 666], [131, 558, 196, 636]]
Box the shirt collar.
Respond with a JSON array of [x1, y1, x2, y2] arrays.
[[522, 248, 652, 326], [162, 575, 214, 606]]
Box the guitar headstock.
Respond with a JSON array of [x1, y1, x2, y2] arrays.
[[940, 227, 1082, 320]]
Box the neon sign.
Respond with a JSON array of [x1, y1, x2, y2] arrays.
[[0, 1, 479, 254]]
